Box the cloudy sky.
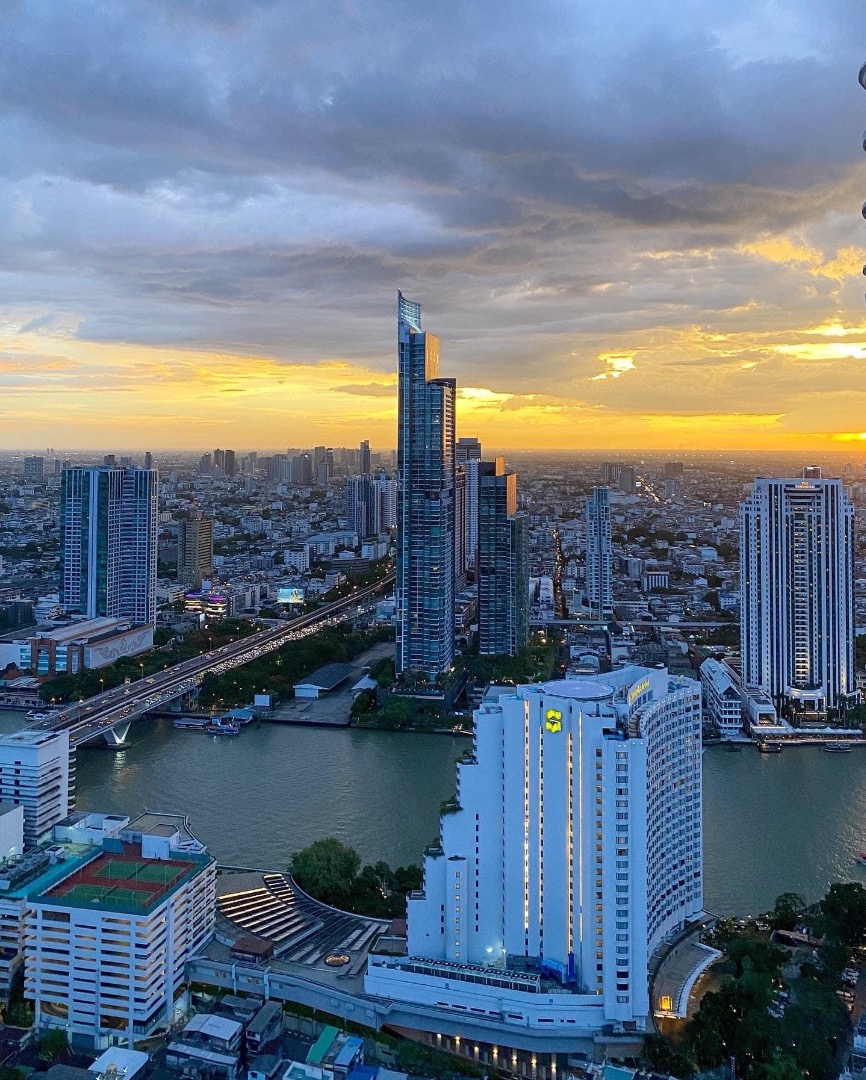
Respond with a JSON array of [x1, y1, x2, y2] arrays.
[[1, 0, 865, 451]]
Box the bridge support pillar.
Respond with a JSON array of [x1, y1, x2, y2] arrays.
[[102, 720, 131, 748]]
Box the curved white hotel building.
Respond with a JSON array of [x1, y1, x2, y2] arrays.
[[366, 666, 702, 1053]]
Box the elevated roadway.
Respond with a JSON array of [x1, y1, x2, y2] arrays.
[[34, 574, 394, 748]]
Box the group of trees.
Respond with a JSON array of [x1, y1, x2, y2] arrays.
[[646, 884, 866, 1078], [289, 837, 422, 919], [197, 624, 392, 709]]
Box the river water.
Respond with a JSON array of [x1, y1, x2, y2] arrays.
[[2, 709, 864, 916]]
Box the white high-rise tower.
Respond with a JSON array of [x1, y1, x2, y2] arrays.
[[366, 667, 703, 1043], [740, 470, 856, 713], [586, 486, 613, 619]]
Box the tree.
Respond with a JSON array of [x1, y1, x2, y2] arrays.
[[642, 1032, 696, 1074], [768, 891, 807, 931], [818, 881, 866, 945], [38, 1030, 69, 1062], [725, 936, 788, 978], [752, 1053, 804, 1080], [290, 838, 361, 908]]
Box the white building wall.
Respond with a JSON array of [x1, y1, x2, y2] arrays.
[[389, 668, 700, 1035]]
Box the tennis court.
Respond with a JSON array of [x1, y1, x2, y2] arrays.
[[44, 843, 201, 913], [61, 882, 153, 908], [95, 859, 184, 886]]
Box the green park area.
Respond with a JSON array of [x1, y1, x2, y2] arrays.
[[645, 884, 866, 1078], [351, 638, 557, 732]]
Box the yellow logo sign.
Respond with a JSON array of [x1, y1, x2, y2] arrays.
[[627, 678, 651, 706], [545, 709, 562, 733]]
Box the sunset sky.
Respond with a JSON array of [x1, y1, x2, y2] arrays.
[[2, 0, 866, 452]]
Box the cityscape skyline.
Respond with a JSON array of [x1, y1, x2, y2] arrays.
[[1, 3, 866, 452]]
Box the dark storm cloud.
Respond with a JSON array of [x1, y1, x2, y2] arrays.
[[1, 0, 865, 434]]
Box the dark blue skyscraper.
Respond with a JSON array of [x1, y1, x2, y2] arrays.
[[396, 293, 456, 677]]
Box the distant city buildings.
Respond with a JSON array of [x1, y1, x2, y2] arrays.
[[477, 459, 528, 656], [585, 486, 614, 619], [395, 293, 455, 677], [740, 469, 857, 713], [367, 666, 703, 1044], [60, 464, 158, 626]]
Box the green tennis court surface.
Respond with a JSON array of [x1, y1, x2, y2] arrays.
[[94, 859, 181, 885], [62, 883, 153, 907]]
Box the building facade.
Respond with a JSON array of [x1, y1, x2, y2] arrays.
[[26, 832, 215, 1048], [740, 472, 857, 713], [699, 658, 743, 739], [60, 466, 158, 626], [366, 667, 703, 1040], [0, 731, 73, 848], [585, 487, 613, 620], [395, 292, 456, 677], [478, 461, 528, 657], [346, 475, 382, 539], [177, 513, 215, 590]]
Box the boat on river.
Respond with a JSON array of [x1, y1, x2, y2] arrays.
[[206, 716, 240, 736], [724, 742, 743, 753], [758, 742, 783, 754], [824, 741, 853, 753]]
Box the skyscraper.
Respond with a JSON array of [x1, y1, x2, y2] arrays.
[[586, 486, 613, 620], [396, 292, 456, 678], [359, 440, 371, 475], [223, 449, 236, 477], [60, 465, 158, 625], [456, 436, 482, 464], [177, 512, 215, 590], [477, 459, 528, 656], [23, 457, 44, 482], [366, 666, 703, 1042], [346, 475, 381, 538], [740, 470, 856, 713]]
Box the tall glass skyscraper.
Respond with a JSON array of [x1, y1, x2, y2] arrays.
[[396, 292, 456, 677], [740, 470, 856, 713], [478, 459, 528, 657], [60, 465, 158, 626]]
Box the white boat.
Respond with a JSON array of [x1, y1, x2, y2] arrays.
[[825, 741, 853, 753]]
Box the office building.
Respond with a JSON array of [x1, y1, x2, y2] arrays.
[[586, 487, 613, 620], [395, 292, 456, 677], [740, 470, 857, 713], [177, 512, 215, 590], [198, 453, 213, 476], [26, 813, 215, 1048], [60, 465, 158, 626], [346, 475, 381, 538], [0, 731, 73, 848], [213, 448, 225, 472], [359, 440, 371, 475], [477, 460, 528, 656], [456, 437, 482, 465], [291, 453, 313, 486], [224, 449, 236, 477], [366, 666, 703, 1043], [454, 466, 467, 588], [664, 461, 684, 478], [374, 473, 397, 530], [23, 456, 44, 482], [700, 658, 743, 739]]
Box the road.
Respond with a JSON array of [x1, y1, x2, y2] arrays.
[[33, 574, 394, 748]]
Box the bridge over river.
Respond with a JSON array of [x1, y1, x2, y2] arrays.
[[32, 575, 394, 749]]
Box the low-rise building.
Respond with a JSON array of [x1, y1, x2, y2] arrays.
[[699, 658, 743, 738]]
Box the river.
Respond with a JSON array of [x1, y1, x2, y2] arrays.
[[2, 709, 864, 916]]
